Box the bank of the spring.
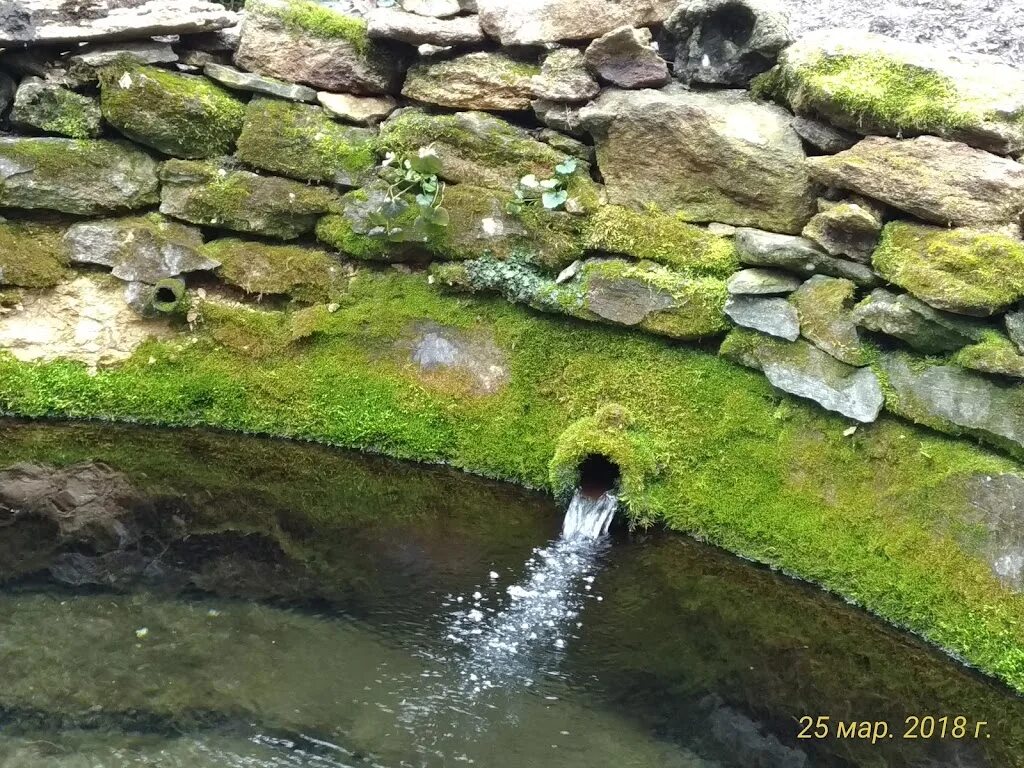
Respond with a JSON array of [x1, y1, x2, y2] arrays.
[[2, 0, 1024, 690]]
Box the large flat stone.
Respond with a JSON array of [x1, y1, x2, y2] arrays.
[[203, 62, 318, 102], [402, 52, 537, 111], [724, 295, 799, 340], [366, 8, 485, 46], [734, 228, 878, 287], [580, 86, 815, 234], [477, 0, 676, 46], [852, 288, 986, 354], [807, 136, 1024, 231], [726, 268, 802, 296], [790, 275, 866, 365]]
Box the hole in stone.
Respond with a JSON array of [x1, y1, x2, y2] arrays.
[[577, 454, 621, 500], [154, 286, 178, 305], [699, 3, 757, 48]]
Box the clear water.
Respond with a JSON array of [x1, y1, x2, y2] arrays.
[[1, 419, 1023, 768]]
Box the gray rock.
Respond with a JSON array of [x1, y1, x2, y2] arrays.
[[586, 275, 677, 326], [790, 116, 858, 154], [583, 26, 669, 89], [963, 474, 1024, 591], [666, 0, 791, 86], [203, 62, 318, 102], [10, 77, 103, 139], [402, 52, 537, 111], [1, 0, 238, 46], [533, 99, 587, 138], [317, 92, 397, 125], [852, 288, 986, 354], [725, 295, 799, 340], [727, 268, 802, 295], [881, 353, 1024, 453], [477, 0, 677, 46], [234, 0, 404, 95], [807, 136, 1024, 231], [538, 129, 594, 163], [178, 49, 228, 70], [530, 49, 600, 103], [735, 228, 879, 287], [724, 331, 884, 422], [955, 333, 1024, 380], [401, 0, 462, 17], [790, 275, 865, 365], [0, 137, 159, 216], [64, 216, 215, 284], [1007, 309, 1024, 354], [367, 8, 484, 46], [801, 198, 882, 263], [67, 41, 179, 69], [580, 86, 815, 234]]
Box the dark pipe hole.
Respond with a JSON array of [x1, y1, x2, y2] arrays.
[[577, 454, 621, 500], [699, 3, 756, 47], [155, 287, 178, 304]]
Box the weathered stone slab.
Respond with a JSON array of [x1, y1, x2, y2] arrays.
[[403, 52, 537, 111], [67, 41, 179, 69], [790, 275, 866, 365], [852, 288, 986, 354], [367, 8, 484, 46], [722, 330, 884, 422], [0, 138, 159, 215], [955, 333, 1024, 379], [477, 0, 677, 46], [317, 92, 397, 124], [202, 238, 348, 304], [801, 198, 881, 264], [724, 295, 799, 340], [10, 77, 103, 139], [726, 268, 801, 296], [581, 86, 815, 234], [203, 62, 318, 102], [734, 228, 878, 286], [583, 26, 669, 89], [401, 0, 461, 17], [790, 116, 857, 154], [0, 0, 238, 46], [807, 136, 1024, 231], [531, 49, 600, 103]]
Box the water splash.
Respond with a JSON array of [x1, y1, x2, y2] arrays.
[[562, 490, 618, 540]]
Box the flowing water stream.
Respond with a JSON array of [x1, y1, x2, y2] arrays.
[[1, 420, 1023, 768]]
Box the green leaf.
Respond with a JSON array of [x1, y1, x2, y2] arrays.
[[539, 178, 560, 189], [381, 199, 409, 219], [542, 190, 568, 210], [555, 158, 578, 175], [422, 205, 450, 227], [519, 174, 540, 189], [409, 149, 443, 176]]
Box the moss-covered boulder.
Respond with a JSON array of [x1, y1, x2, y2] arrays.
[[872, 222, 1024, 316], [852, 288, 986, 355], [801, 198, 882, 264], [202, 238, 350, 303], [0, 221, 67, 288], [789, 275, 867, 366], [758, 30, 1024, 155], [10, 77, 102, 139], [402, 52, 539, 111], [235, 98, 377, 186], [316, 182, 425, 262], [99, 63, 245, 159], [63, 215, 214, 284], [954, 332, 1024, 380], [159, 160, 343, 240], [235, 0, 405, 95], [0, 137, 160, 215], [379, 110, 574, 192]]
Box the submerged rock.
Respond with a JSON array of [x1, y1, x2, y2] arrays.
[[724, 295, 799, 340], [666, 0, 791, 87], [801, 198, 882, 264], [581, 86, 815, 234], [0, 137, 160, 215], [366, 8, 485, 46], [583, 26, 669, 89], [789, 275, 866, 366], [734, 228, 877, 286], [807, 137, 1024, 231], [852, 288, 986, 354], [203, 62, 318, 102], [881, 353, 1024, 454], [64, 215, 214, 284], [235, 0, 405, 95], [722, 330, 883, 422], [235, 98, 377, 186], [761, 29, 1024, 155], [872, 222, 1024, 316], [531, 49, 600, 103], [402, 52, 538, 111], [317, 92, 398, 125], [477, 0, 676, 46], [10, 77, 103, 139], [726, 268, 802, 296]]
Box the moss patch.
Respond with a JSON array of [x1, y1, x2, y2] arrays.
[[247, 0, 370, 53], [953, 331, 1024, 379], [0, 221, 68, 288], [11, 80, 102, 140]]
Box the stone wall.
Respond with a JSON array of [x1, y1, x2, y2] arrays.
[[1, 0, 1024, 459]]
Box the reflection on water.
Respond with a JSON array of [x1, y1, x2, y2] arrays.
[[1, 419, 1023, 768]]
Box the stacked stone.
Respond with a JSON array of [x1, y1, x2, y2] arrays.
[[0, 0, 1023, 458]]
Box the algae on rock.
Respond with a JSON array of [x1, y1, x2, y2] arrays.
[[402, 52, 539, 111], [204, 238, 351, 303], [10, 78, 103, 139], [0, 221, 67, 288]]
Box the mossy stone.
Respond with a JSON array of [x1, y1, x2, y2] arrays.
[[402, 52, 539, 111], [954, 331, 1024, 379], [100, 63, 246, 159], [0, 221, 67, 288], [203, 238, 351, 303], [10, 78, 103, 139], [315, 182, 427, 262], [235, 98, 378, 186]]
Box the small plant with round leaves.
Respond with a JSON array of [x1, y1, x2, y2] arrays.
[[368, 147, 450, 244], [507, 158, 578, 215]]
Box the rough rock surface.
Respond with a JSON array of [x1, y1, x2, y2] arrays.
[[0, 275, 171, 369], [0, 137, 160, 215], [724, 295, 799, 340], [317, 92, 397, 124], [402, 52, 537, 111], [401, 0, 462, 17], [790, 116, 857, 154], [801, 199, 881, 264], [807, 137, 1024, 231], [64, 216, 214, 284], [10, 77, 103, 139], [203, 62, 318, 102], [723, 331, 884, 422], [726, 268, 801, 296], [881, 353, 1024, 453], [580, 86, 815, 234], [666, 0, 791, 87], [367, 8, 484, 46], [235, 0, 404, 96], [477, 0, 677, 46], [533, 99, 586, 137], [406, 321, 509, 395], [734, 228, 877, 287], [1008, 310, 1024, 355], [531, 49, 600, 103], [963, 474, 1024, 590], [955, 334, 1024, 380], [67, 40, 179, 69], [790, 275, 865, 365], [0, 0, 238, 46], [204, 238, 350, 303], [584, 26, 669, 89], [853, 288, 986, 354]]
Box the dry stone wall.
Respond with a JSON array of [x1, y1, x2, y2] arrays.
[[1, 0, 1024, 458]]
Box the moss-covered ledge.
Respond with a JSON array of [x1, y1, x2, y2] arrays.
[[2, 268, 1024, 692]]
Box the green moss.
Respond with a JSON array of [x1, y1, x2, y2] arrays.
[[873, 221, 1024, 315], [0, 221, 67, 288], [12, 81, 102, 139], [584, 206, 739, 277], [953, 330, 1024, 378], [235, 98, 378, 185], [99, 63, 246, 159], [247, 0, 370, 53], [203, 237, 350, 303], [2, 269, 1024, 691]]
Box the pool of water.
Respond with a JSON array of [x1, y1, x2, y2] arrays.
[[1, 419, 1022, 768]]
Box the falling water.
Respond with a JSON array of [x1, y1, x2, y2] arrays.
[[561, 490, 618, 540]]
